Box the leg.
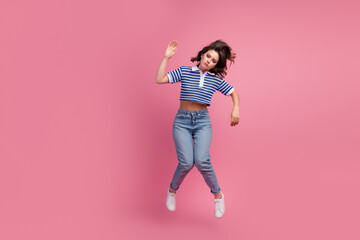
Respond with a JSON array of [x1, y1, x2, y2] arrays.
[[170, 123, 194, 191], [193, 124, 221, 195]]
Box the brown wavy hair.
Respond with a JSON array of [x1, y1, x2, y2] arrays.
[[191, 40, 236, 78]]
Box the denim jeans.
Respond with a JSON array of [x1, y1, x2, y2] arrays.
[[169, 108, 221, 195]]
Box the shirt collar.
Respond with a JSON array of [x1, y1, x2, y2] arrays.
[[191, 65, 215, 75]]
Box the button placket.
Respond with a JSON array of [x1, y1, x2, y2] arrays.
[[199, 71, 206, 87]]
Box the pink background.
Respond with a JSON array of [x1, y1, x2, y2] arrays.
[[1, 0, 359, 239]]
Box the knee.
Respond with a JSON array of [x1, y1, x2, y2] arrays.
[[194, 152, 211, 170], [179, 162, 194, 171], [195, 158, 212, 172]]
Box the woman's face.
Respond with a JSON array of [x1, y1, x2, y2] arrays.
[[199, 49, 219, 72]]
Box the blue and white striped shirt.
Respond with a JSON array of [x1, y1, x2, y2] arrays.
[[167, 65, 234, 106]]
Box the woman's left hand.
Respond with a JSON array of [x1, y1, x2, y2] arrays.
[[229, 109, 240, 126]]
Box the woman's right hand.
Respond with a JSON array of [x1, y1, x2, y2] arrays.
[[164, 40, 178, 59]]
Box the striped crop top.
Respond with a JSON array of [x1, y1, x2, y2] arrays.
[[167, 65, 234, 106]]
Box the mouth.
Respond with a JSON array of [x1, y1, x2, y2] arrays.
[[204, 63, 208, 67]]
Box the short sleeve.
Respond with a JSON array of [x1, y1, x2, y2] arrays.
[[167, 66, 182, 84], [217, 79, 235, 96]]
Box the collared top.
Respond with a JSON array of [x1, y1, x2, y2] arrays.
[[167, 65, 234, 106]]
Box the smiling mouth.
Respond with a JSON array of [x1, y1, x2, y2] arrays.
[[204, 63, 208, 67]]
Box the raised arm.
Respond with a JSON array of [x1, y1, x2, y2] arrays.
[[229, 90, 240, 126], [155, 40, 179, 84]]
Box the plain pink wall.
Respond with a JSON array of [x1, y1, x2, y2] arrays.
[[1, 0, 359, 239]]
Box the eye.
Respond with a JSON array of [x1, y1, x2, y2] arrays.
[[212, 60, 216, 63]]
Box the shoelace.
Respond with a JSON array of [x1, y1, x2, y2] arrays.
[[168, 193, 176, 204], [215, 199, 224, 212]]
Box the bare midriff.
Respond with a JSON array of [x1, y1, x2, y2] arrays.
[[179, 100, 207, 111]]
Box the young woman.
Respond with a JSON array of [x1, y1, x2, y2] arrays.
[[155, 40, 240, 218]]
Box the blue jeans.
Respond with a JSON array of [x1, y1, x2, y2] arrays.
[[169, 108, 221, 195]]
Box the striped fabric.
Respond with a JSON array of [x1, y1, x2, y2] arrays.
[[167, 65, 234, 106]]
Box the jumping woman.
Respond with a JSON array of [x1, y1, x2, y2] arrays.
[[155, 40, 240, 218]]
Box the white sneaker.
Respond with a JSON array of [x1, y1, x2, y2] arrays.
[[214, 193, 225, 218], [166, 190, 176, 211]]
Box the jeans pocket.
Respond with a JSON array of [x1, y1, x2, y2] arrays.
[[176, 113, 186, 119], [198, 113, 209, 120]]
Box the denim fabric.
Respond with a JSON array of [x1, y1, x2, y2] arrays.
[[169, 108, 221, 195]]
